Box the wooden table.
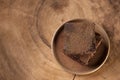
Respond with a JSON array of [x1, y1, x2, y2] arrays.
[[0, 0, 120, 80]]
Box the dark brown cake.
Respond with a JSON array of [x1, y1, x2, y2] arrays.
[[88, 39, 106, 66], [63, 20, 103, 65]]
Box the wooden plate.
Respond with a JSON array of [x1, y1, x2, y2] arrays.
[[0, 0, 120, 80]]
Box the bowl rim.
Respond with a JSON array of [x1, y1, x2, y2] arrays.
[[51, 19, 110, 75]]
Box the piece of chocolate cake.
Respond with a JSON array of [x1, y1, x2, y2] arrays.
[[63, 20, 103, 65], [88, 36, 107, 66]]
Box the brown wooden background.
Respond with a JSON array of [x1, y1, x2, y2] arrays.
[[0, 0, 120, 80]]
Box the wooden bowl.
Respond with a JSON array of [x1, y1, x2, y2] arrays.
[[51, 19, 110, 75]]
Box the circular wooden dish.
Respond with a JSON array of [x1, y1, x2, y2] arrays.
[[52, 19, 110, 75]]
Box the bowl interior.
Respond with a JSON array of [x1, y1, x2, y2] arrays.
[[52, 20, 110, 75]]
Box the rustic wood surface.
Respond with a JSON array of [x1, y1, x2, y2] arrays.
[[0, 0, 120, 80]]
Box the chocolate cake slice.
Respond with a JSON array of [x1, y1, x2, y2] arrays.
[[63, 20, 103, 65]]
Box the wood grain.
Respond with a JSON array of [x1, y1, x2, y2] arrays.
[[0, 0, 119, 80]]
